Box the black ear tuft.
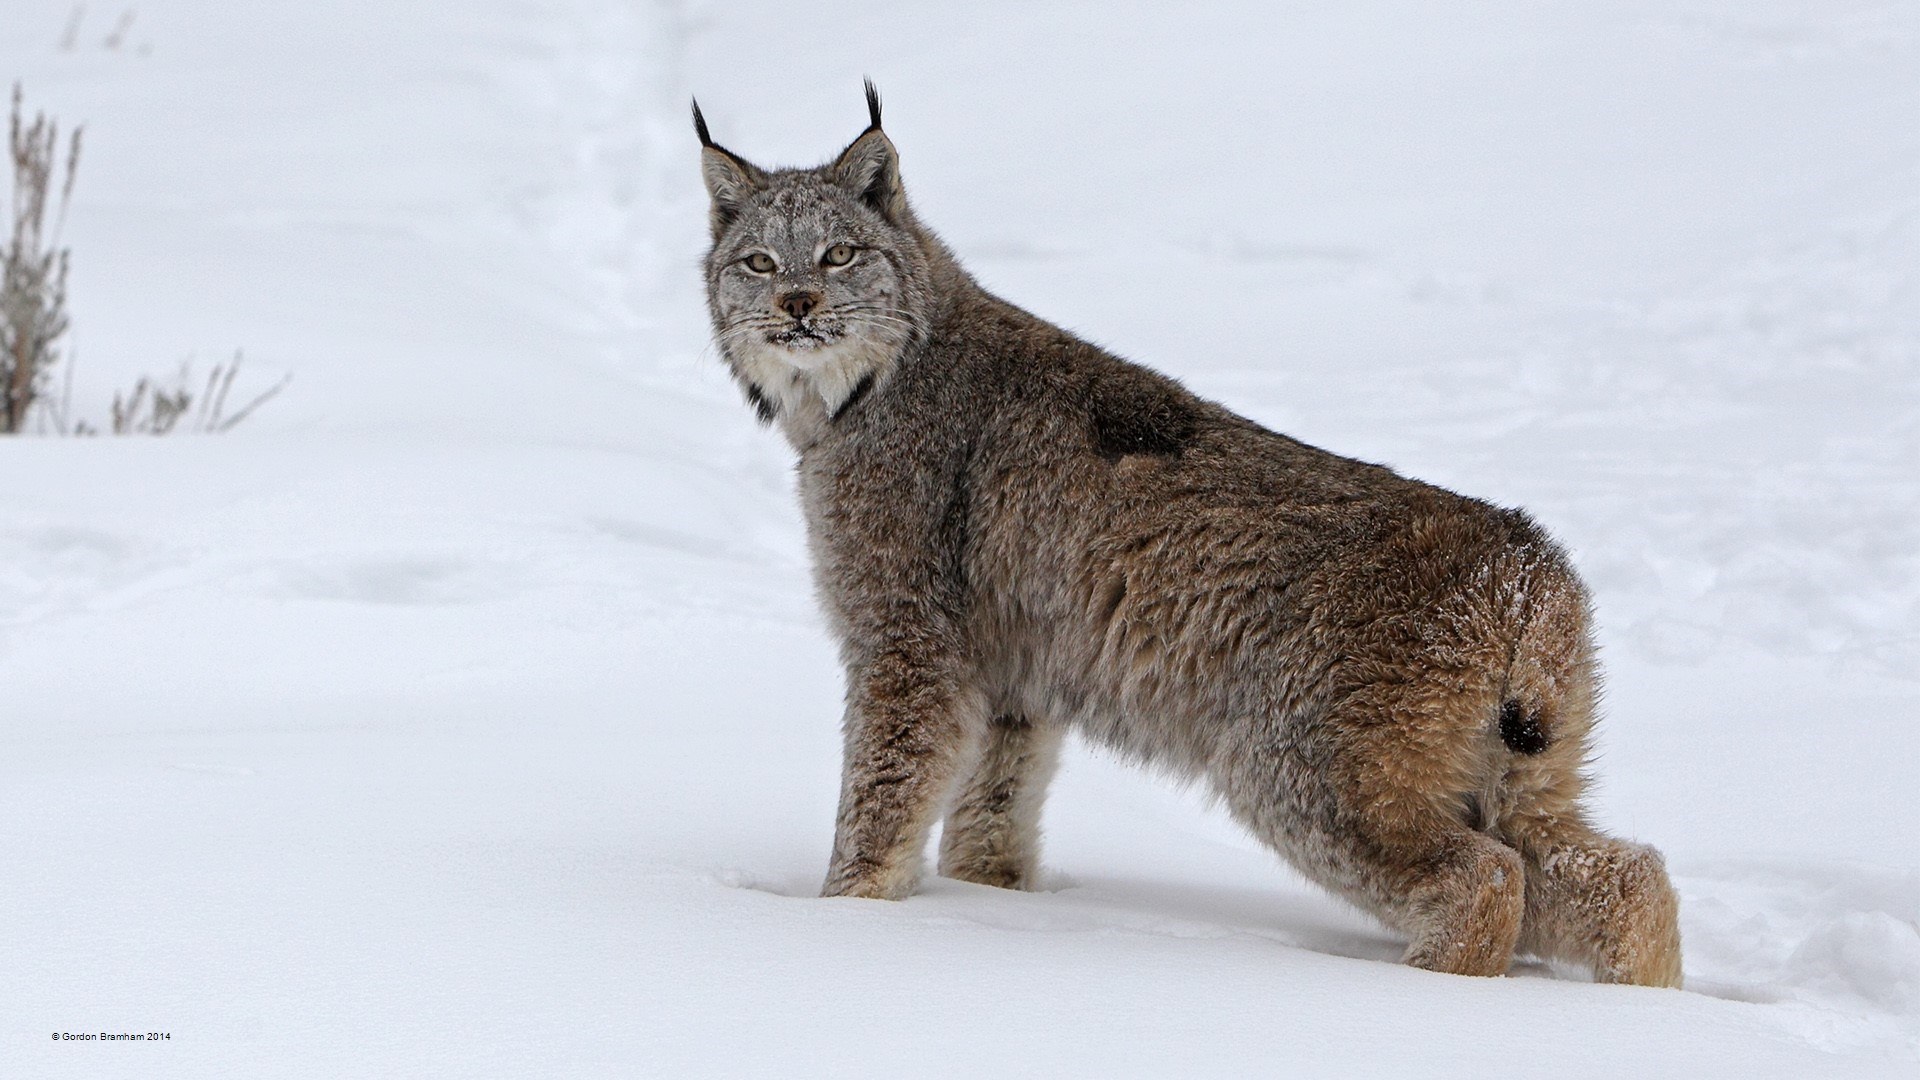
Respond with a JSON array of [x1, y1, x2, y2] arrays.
[[695, 104, 767, 240], [834, 83, 903, 222], [692, 97, 715, 147]]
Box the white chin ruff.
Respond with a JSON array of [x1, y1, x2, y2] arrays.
[[774, 341, 841, 372], [731, 337, 889, 421]]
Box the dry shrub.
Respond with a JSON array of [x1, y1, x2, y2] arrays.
[[107, 352, 290, 435], [7, 83, 287, 437], [1, 82, 82, 433]]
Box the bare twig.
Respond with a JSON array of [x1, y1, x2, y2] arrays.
[[60, 6, 86, 51], [103, 9, 135, 51], [212, 364, 290, 432]]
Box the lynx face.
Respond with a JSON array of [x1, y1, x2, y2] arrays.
[[707, 187, 919, 371], [697, 91, 933, 427]]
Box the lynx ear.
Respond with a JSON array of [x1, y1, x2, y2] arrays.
[[692, 99, 765, 238], [832, 81, 905, 222]]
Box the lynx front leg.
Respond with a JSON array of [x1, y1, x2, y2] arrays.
[[938, 714, 1063, 890], [822, 657, 987, 900]]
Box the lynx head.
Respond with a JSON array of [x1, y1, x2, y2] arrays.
[[695, 82, 935, 430]]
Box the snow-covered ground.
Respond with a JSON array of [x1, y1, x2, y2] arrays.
[[3, 1, 1915, 1075]]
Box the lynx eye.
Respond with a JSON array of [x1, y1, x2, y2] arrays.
[[821, 244, 856, 267], [743, 252, 777, 274]]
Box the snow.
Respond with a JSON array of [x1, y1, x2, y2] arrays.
[[2, 0, 1915, 1075]]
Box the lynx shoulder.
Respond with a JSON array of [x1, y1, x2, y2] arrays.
[[693, 84, 1681, 987]]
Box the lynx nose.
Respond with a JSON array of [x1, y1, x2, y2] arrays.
[[778, 291, 821, 320]]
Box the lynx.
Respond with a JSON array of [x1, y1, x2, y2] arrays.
[[694, 84, 1682, 986]]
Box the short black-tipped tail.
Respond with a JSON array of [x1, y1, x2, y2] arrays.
[[1499, 700, 1549, 755]]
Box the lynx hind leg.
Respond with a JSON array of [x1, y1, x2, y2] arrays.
[[938, 714, 1063, 890], [1503, 804, 1684, 987], [1261, 810, 1528, 978], [1375, 824, 1528, 977], [1224, 698, 1527, 978], [1493, 704, 1683, 985]]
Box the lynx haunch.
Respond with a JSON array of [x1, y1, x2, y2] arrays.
[[694, 84, 1681, 986]]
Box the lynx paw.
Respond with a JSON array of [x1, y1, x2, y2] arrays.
[[821, 860, 916, 900], [939, 856, 1035, 891]]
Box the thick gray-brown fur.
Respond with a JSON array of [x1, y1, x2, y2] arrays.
[[694, 87, 1681, 987]]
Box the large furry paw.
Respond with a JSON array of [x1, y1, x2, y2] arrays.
[[820, 860, 916, 900], [939, 856, 1036, 891], [1592, 844, 1684, 989], [1401, 842, 1526, 978]]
